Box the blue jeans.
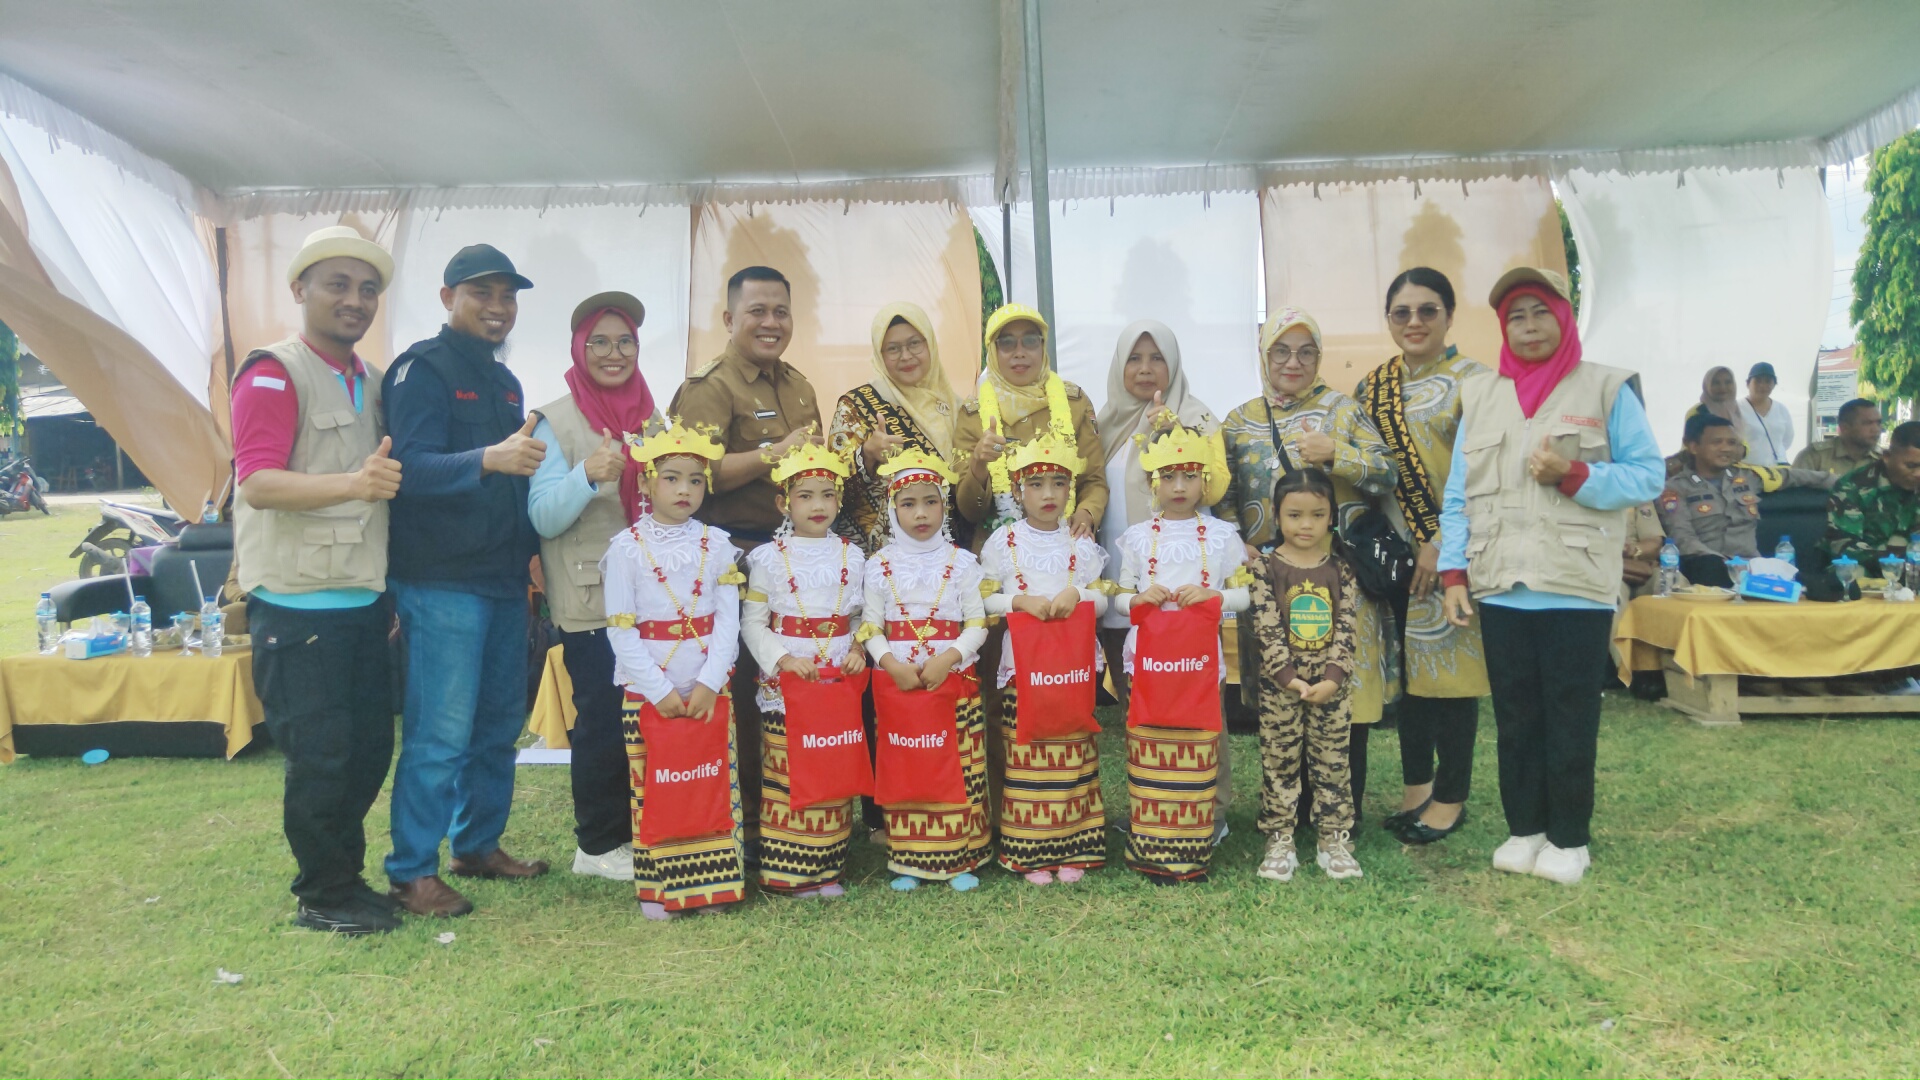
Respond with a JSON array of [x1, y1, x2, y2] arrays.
[[385, 583, 528, 883]]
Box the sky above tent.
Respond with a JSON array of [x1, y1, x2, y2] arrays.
[[2, 0, 1919, 199]]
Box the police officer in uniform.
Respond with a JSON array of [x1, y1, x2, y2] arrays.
[[1657, 412, 1832, 586]]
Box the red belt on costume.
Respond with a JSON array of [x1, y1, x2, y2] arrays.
[[774, 614, 853, 638], [636, 615, 715, 641], [886, 619, 961, 642]]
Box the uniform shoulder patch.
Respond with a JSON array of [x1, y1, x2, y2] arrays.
[[687, 359, 722, 381], [1657, 488, 1680, 513], [1064, 383, 1084, 400], [961, 399, 980, 415]]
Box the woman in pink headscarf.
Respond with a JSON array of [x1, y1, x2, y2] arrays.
[[1435, 268, 1663, 886], [527, 291, 658, 882]]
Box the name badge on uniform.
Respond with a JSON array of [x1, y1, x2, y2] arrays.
[[754, 409, 778, 420]]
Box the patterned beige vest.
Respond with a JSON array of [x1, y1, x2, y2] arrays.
[[536, 395, 633, 633], [1456, 361, 1633, 606], [233, 337, 388, 594]]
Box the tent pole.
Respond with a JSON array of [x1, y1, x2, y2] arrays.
[[1022, 0, 1056, 369], [1002, 203, 1013, 301]]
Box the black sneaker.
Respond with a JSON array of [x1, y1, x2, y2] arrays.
[[350, 880, 404, 916], [294, 901, 399, 936]]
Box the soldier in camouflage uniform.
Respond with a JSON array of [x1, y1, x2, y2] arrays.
[[1825, 420, 1920, 564]]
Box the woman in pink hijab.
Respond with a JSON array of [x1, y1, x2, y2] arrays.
[[527, 291, 657, 882]]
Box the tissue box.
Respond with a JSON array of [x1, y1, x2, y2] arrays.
[[1737, 574, 1802, 603], [64, 632, 129, 659]]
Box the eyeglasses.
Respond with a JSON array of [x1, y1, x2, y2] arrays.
[[1267, 345, 1321, 365], [994, 333, 1045, 352], [1387, 304, 1445, 326], [882, 337, 929, 360], [586, 336, 639, 358]]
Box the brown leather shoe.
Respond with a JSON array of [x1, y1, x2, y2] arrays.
[[449, 848, 551, 880], [388, 874, 473, 918]]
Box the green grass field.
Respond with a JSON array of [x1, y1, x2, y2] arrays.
[[1, 508, 1916, 1077]]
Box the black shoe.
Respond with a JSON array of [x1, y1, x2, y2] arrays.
[[294, 901, 399, 936], [351, 880, 404, 916], [1381, 798, 1431, 834], [1397, 805, 1468, 845]]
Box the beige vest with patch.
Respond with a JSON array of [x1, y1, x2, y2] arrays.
[[1456, 362, 1632, 606], [233, 337, 388, 595], [536, 395, 632, 633]]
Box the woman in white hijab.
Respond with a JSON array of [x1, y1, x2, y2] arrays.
[[1093, 320, 1228, 698]]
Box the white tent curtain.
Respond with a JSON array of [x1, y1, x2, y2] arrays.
[[1562, 167, 1833, 454]]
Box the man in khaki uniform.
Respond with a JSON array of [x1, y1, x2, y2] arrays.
[[1620, 501, 1665, 602], [1658, 412, 1833, 586], [1793, 397, 1881, 478], [668, 265, 823, 852]]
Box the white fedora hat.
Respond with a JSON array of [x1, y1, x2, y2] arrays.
[[287, 226, 395, 293]]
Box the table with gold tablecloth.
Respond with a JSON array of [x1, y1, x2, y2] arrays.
[[526, 643, 577, 749], [1614, 596, 1920, 725], [0, 647, 263, 762]]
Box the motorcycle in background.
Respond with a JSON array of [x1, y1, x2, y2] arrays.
[[0, 457, 50, 516], [70, 499, 186, 576]]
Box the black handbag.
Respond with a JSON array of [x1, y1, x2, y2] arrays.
[[1264, 401, 1414, 600]]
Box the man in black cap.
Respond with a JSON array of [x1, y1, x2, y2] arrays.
[[380, 244, 550, 919]]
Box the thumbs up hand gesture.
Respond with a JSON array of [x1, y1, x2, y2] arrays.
[[1528, 434, 1571, 486], [483, 413, 548, 477], [583, 428, 626, 485], [1149, 390, 1178, 434], [351, 435, 404, 501]]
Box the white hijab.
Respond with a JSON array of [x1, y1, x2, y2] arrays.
[[1095, 320, 1217, 526], [886, 472, 954, 553]]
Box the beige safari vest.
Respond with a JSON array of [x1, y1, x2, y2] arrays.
[[233, 337, 388, 595], [535, 395, 633, 633], [1456, 361, 1633, 605]]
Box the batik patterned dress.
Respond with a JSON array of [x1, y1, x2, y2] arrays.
[[741, 534, 866, 892], [979, 519, 1111, 874], [603, 515, 746, 912]]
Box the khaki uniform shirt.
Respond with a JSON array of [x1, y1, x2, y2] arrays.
[[952, 385, 1108, 549], [1791, 438, 1877, 479], [1621, 502, 1666, 601], [669, 342, 821, 542]]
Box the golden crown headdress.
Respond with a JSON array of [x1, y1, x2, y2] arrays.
[[628, 416, 725, 473], [1136, 422, 1212, 475], [876, 446, 959, 490], [766, 440, 851, 488], [1005, 428, 1084, 479]]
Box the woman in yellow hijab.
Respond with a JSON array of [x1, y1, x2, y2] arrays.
[[952, 303, 1107, 550]]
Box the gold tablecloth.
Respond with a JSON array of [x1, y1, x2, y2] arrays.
[[1614, 596, 1920, 681], [526, 643, 576, 749], [0, 647, 262, 764]]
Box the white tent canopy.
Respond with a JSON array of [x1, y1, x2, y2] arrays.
[[2, 0, 1918, 215]]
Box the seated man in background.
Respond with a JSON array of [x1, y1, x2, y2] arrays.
[[1793, 398, 1882, 479], [1827, 419, 1920, 564], [1657, 413, 1833, 587], [1620, 502, 1665, 602]]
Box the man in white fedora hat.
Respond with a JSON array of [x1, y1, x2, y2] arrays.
[[229, 225, 405, 936]]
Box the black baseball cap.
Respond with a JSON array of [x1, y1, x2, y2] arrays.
[[443, 244, 533, 290], [1748, 362, 1777, 381]]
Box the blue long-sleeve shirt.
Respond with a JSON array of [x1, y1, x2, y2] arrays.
[[527, 417, 601, 539], [384, 357, 488, 497], [1439, 381, 1665, 611]]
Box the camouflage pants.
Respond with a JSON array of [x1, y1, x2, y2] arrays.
[[1256, 681, 1354, 835]]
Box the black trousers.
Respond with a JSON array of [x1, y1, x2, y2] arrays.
[[250, 595, 395, 908], [558, 628, 632, 855], [1397, 693, 1480, 803], [1478, 604, 1613, 849]]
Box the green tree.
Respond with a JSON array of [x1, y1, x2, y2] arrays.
[[1557, 201, 1582, 316], [1852, 130, 1920, 399], [0, 319, 21, 437]]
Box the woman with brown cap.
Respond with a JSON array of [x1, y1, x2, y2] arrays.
[[528, 291, 658, 883]]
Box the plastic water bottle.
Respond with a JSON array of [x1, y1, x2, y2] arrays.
[[1906, 532, 1920, 581], [201, 499, 220, 525], [129, 597, 152, 658], [199, 598, 224, 659], [1774, 536, 1795, 566], [35, 592, 59, 655], [1657, 539, 1681, 597]]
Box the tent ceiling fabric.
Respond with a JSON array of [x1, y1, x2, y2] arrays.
[[2, 0, 1919, 212]]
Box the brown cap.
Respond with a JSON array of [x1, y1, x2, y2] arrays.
[[570, 291, 647, 332], [1488, 266, 1571, 308]]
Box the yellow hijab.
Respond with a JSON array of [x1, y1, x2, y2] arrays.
[[979, 303, 1059, 430], [868, 302, 959, 452], [1259, 306, 1325, 404]]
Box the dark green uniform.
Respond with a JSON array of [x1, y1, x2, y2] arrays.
[[1825, 459, 1920, 564]]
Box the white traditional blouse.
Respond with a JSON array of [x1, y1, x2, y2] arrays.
[[741, 534, 866, 714], [860, 541, 988, 670], [1111, 513, 1251, 680], [601, 515, 742, 704], [978, 519, 1110, 689]]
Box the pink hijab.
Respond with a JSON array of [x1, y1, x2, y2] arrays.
[[564, 306, 656, 523], [1497, 284, 1581, 419]]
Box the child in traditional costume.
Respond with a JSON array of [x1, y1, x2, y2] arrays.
[[1247, 468, 1363, 883], [1113, 423, 1252, 883], [860, 449, 994, 891], [603, 419, 746, 919], [741, 442, 869, 898], [978, 431, 1111, 885]]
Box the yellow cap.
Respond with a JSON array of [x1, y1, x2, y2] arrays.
[[984, 303, 1048, 344]]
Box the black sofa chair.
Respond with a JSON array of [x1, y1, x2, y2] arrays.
[[49, 523, 233, 627]]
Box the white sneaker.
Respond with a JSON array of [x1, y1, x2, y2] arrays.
[[1315, 830, 1363, 880], [571, 845, 634, 881], [1531, 843, 1590, 884], [1491, 833, 1548, 875], [1257, 833, 1298, 882]]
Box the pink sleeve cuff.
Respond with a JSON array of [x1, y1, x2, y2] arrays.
[[1440, 570, 1470, 591], [1556, 460, 1591, 498]]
